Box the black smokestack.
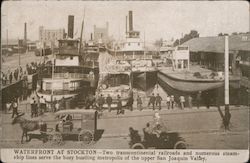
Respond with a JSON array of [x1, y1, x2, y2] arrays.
[[129, 11, 133, 31], [91, 33, 93, 40], [24, 22, 27, 44], [68, 15, 74, 38], [126, 16, 127, 33]]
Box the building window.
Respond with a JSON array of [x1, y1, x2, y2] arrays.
[[70, 56, 73, 60], [138, 43, 140, 46], [128, 43, 130, 46]]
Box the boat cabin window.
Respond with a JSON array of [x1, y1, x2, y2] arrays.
[[177, 46, 188, 50], [104, 74, 129, 87], [59, 41, 78, 48]]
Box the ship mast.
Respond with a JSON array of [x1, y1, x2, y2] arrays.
[[79, 8, 85, 55]]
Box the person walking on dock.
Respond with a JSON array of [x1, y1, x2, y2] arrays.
[[55, 100, 60, 112], [117, 95, 123, 115], [3, 74, 7, 85], [30, 97, 35, 118], [9, 72, 13, 84], [179, 96, 185, 109], [170, 95, 175, 109], [1, 72, 4, 85], [60, 97, 66, 110], [6, 101, 12, 113], [97, 94, 105, 112], [106, 94, 112, 112], [39, 96, 46, 113], [166, 95, 171, 109], [187, 95, 193, 109], [196, 91, 202, 109], [11, 99, 18, 118], [34, 100, 38, 117], [204, 91, 211, 109], [14, 69, 18, 81], [137, 95, 142, 111], [155, 93, 162, 110], [148, 93, 156, 110], [127, 96, 134, 111]]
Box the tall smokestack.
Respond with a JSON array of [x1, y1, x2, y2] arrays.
[[125, 16, 127, 33], [129, 11, 133, 31], [24, 22, 27, 44], [91, 33, 93, 40], [68, 15, 74, 38]]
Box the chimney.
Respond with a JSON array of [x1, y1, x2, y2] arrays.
[[125, 16, 127, 33], [91, 33, 93, 40], [129, 11, 133, 31], [24, 22, 27, 44], [68, 15, 74, 38]]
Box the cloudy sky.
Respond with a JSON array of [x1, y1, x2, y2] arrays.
[[1, 1, 249, 42]]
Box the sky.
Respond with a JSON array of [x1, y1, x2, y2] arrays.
[[1, 1, 249, 43]]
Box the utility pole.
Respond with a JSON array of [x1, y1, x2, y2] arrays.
[[18, 39, 20, 67], [224, 35, 231, 130], [217, 33, 231, 132], [51, 42, 54, 111], [225, 35, 229, 108]]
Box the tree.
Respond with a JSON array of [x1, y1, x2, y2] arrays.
[[173, 39, 180, 47], [218, 33, 229, 36], [174, 30, 199, 46]]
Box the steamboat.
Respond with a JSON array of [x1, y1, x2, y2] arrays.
[[36, 16, 97, 107], [96, 59, 133, 108], [108, 11, 157, 90]]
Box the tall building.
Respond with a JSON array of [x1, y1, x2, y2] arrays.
[[93, 22, 109, 44], [38, 26, 65, 48]]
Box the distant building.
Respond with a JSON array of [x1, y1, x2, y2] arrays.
[[93, 22, 109, 44], [39, 26, 65, 48]]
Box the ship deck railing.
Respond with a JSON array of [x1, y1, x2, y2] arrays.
[[37, 89, 81, 95], [39, 73, 95, 80]]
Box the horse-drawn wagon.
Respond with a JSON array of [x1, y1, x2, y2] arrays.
[[12, 110, 99, 145], [52, 109, 98, 145]]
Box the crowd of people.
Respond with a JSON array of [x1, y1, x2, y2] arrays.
[[1, 62, 40, 86], [146, 91, 210, 110], [90, 90, 208, 116], [29, 96, 67, 117]]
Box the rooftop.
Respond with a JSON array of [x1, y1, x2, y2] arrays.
[[183, 33, 250, 53]]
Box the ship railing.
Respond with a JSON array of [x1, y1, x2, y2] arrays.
[[38, 89, 80, 95], [115, 55, 152, 60], [58, 49, 79, 55], [39, 72, 95, 80], [53, 73, 94, 80]]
